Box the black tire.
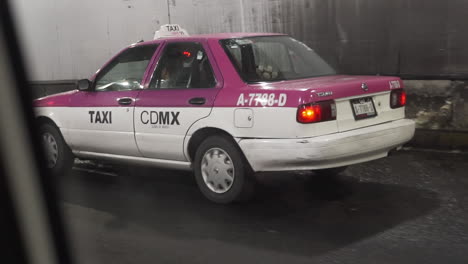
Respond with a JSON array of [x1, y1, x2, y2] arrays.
[[194, 135, 255, 204], [39, 123, 74, 176], [314, 166, 348, 176]]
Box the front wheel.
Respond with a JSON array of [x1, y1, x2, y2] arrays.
[[194, 135, 255, 204], [39, 123, 74, 176]]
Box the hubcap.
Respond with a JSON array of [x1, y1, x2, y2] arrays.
[[42, 132, 58, 168], [201, 148, 235, 194]]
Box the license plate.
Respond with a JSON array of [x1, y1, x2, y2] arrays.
[[350, 97, 377, 120]]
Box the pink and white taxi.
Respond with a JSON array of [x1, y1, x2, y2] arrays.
[[35, 27, 415, 203]]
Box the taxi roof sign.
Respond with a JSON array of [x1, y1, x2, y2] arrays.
[[153, 24, 189, 39]]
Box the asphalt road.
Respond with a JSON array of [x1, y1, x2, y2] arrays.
[[57, 149, 468, 264]]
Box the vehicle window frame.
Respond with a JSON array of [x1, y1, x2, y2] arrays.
[[91, 43, 159, 92], [147, 41, 218, 90], [220, 36, 337, 84]]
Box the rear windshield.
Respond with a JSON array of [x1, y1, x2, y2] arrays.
[[221, 36, 336, 83]]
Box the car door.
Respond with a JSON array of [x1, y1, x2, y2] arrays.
[[135, 40, 222, 161], [67, 44, 159, 156]]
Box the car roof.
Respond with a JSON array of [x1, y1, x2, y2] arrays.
[[189, 32, 286, 39], [135, 32, 286, 46]]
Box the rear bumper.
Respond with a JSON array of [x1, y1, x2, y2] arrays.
[[237, 119, 415, 172]]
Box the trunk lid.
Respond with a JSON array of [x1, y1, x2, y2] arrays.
[[249, 75, 405, 134]]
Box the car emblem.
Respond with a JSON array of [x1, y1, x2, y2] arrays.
[[361, 83, 369, 92], [316, 91, 333, 97]]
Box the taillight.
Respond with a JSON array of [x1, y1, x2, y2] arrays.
[[297, 100, 336, 123], [390, 89, 406, 109]]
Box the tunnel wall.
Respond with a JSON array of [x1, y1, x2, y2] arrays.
[[173, 0, 468, 79], [12, 0, 468, 81], [11, 0, 169, 81]]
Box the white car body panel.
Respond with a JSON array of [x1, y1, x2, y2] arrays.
[[237, 119, 415, 172], [335, 92, 405, 132], [184, 107, 339, 139], [75, 151, 191, 170], [134, 107, 212, 161], [35, 106, 140, 157], [35, 107, 71, 144]]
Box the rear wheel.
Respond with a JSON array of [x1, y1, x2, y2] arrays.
[[194, 135, 255, 204], [39, 123, 74, 176]]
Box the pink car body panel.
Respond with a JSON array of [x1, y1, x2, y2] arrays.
[[34, 90, 78, 107], [34, 33, 404, 110]]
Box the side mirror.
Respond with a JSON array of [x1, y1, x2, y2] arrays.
[[77, 79, 91, 91]]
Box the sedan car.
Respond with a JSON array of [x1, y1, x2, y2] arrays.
[[34, 30, 415, 203]]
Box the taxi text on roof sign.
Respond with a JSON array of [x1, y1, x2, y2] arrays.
[[153, 24, 189, 39]]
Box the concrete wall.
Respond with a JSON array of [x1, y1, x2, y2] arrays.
[[175, 0, 468, 79], [12, 0, 468, 81], [11, 0, 169, 81]]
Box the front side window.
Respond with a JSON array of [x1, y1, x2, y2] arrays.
[[149, 42, 216, 89], [221, 36, 336, 83], [94, 44, 158, 91]]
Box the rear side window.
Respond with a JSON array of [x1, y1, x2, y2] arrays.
[[94, 44, 158, 91], [149, 42, 216, 89]]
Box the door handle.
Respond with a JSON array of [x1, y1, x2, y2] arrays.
[[188, 97, 206, 105], [118, 97, 134, 106]]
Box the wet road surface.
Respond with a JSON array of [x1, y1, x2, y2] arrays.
[[58, 149, 468, 264]]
